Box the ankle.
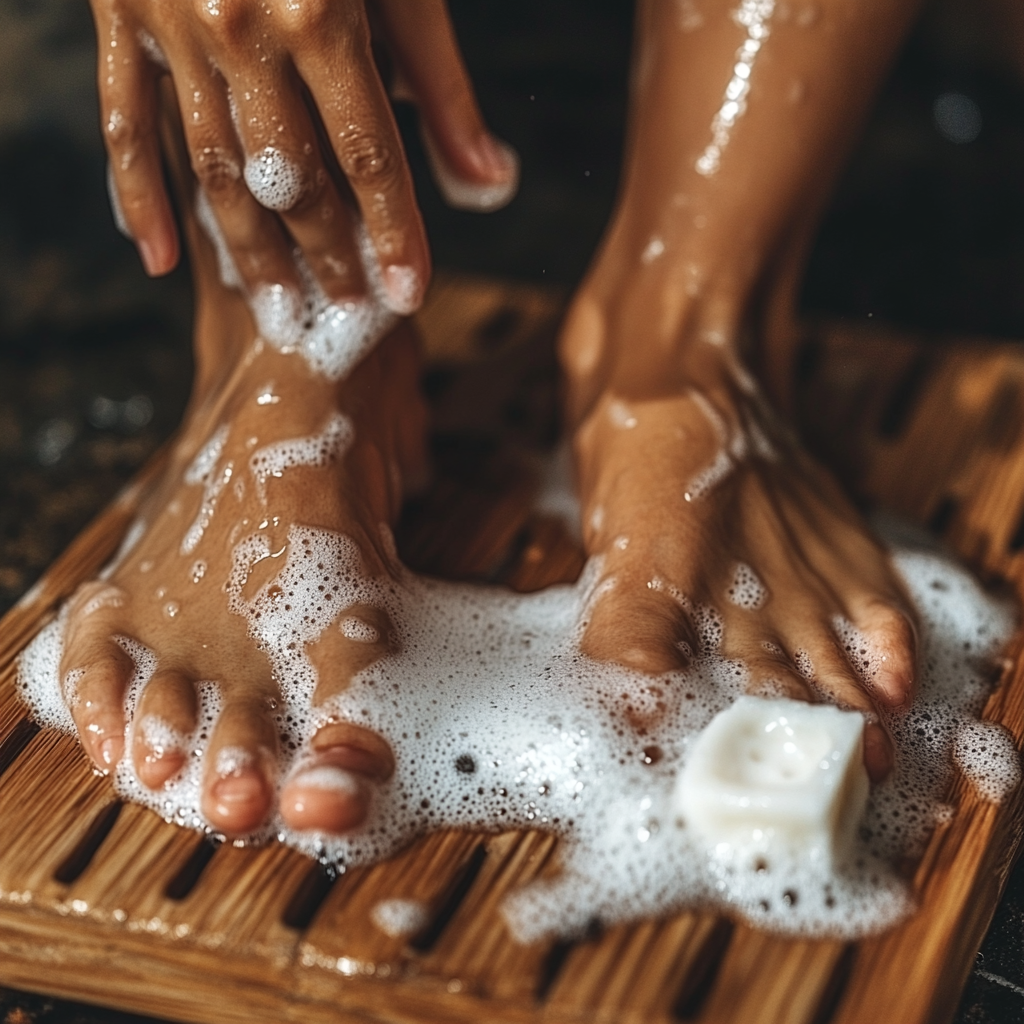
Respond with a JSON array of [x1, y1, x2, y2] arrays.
[[559, 263, 751, 423]]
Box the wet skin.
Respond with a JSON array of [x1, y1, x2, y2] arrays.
[[95, 0, 516, 310], [60, 0, 942, 835], [560, 0, 928, 780], [62, 262, 425, 834]]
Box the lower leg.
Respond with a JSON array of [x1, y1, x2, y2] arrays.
[[560, 0, 925, 779], [58, 100, 426, 836]]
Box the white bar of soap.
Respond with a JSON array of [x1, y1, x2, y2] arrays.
[[676, 697, 869, 867]]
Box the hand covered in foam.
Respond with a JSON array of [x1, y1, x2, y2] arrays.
[[94, 0, 517, 315], [676, 697, 869, 868]]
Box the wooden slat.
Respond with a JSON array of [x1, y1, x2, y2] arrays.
[[0, 279, 1021, 1024]]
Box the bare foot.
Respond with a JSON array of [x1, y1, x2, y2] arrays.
[[562, 330, 915, 781], [551, 0, 925, 782], [60, 314, 424, 836]]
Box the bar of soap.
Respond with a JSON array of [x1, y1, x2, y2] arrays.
[[676, 697, 869, 867]]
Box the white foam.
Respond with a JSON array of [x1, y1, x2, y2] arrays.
[[16, 526, 1018, 943], [420, 129, 519, 213], [250, 228, 397, 381], [685, 449, 733, 501], [249, 412, 354, 501], [727, 562, 767, 609], [953, 720, 1021, 803], [370, 897, 429, 938], [140, 715, 186, 757], [291, 765, 360, 794], [244, 147, 306, 212], [195, 188, 243, 290], [340, 617, 379, 643], [533, 441, 582, 541], [181, 426, 232, 556]]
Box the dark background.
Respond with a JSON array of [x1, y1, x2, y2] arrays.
[[1, 0, 1024, 1019]]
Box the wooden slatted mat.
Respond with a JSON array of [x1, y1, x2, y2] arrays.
[[0, 275, 1023, 1024]]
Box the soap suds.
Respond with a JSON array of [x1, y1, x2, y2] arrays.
[[140, 715, 186, 757], [193, 199, 396, 383], [16, 524, 1019, 944], [250, 228, 397, 381], [727, 562, 767, 609], [249, 412, 354, 501], [341, 617, 380, 643], [291, 765, 361, 794], [244, 147, 306, 212], [371, 898, 429, 938], [181, 426, 232, 556], [14, 464, 1015, 950], [137, 29, 169, 69], [533, 441, 582, 541], [953, 720, 1021, 803], [420, 129, 520, 213]]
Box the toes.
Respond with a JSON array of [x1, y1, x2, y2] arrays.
[[801, 631, 894, 783], [741, 649, 815, 702], [280, 722, 394, 834], [132, 668, 198, 790], [64, 637, 135, 771], [201, 698, 277, 836], [582, 578, 695, 674], [843, 599, 919, 708]]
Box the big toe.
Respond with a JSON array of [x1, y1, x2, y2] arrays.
[[280, 723, 393, 834], [582, 577, 694, 675]]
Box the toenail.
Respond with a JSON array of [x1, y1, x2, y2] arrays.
[[292, 765, 361, 796], [211, 772, 264, 808], [99, 737, 123, 767]]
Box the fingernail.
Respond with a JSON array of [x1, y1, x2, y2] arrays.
[[99, 736, 123, 767], [138, 238, 158, 275], [474, 134, 517, 182], [383, 264, 422, 316]]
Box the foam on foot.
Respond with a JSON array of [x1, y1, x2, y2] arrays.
[[17, 530, 1019, 943]]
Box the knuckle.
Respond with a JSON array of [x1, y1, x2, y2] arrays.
[[195, 0, 248, 37], [338, 130, 400, 188], [192, 144, 244, 197], [104, 107, 150, 155], [275, 0, 334, 36]]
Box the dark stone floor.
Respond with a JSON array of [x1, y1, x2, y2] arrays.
[[1, 0, 1024, 1020]]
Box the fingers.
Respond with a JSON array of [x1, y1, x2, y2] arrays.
[[201, 696, 278, 835], [376, 0, 519, 212], [94, 4, 179, 275], [216, 61, 368, 302], [162, 43, 305, 304], [294, 8, 430, 315], [132, 667, 198, 790]]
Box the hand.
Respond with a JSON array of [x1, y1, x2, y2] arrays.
[[95, 0, 517, 314]]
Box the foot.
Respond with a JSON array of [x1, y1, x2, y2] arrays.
[[59, 316, 424, 836], [561, 287, 917, 783]]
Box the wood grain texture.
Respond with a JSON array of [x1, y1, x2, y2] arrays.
[[0, 276, 1021, 1024]]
